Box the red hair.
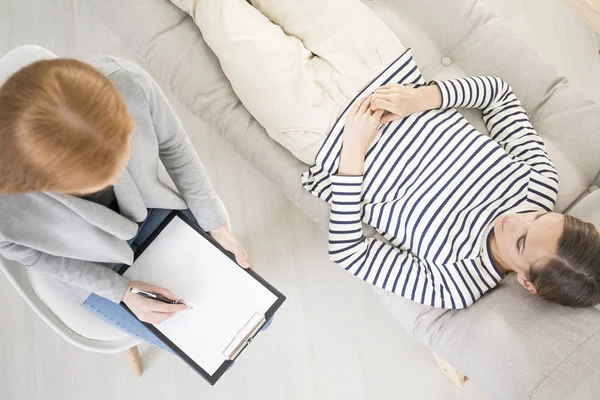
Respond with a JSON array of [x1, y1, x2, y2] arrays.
[[0, 58, 134, 193]]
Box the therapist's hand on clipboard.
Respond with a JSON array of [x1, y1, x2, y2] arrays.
[[209, 224, 251, 269], [122, 224, 250, 324], [123, 281, 189, 324]]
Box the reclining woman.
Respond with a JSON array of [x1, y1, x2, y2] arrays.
[[172, 0, 600, 308]]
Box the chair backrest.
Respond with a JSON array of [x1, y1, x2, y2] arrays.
[[0, 256, 139, 353]]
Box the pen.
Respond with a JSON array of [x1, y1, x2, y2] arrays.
[[130, 287, 193, 309]]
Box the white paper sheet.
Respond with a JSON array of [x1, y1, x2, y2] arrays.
[[124, 216, 278, 375]]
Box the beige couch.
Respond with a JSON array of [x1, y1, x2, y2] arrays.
[[86, 0, 600, 398]]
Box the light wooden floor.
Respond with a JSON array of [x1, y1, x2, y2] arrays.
[[0, 1, 599, 400]]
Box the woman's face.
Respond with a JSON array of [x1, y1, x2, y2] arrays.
[[493, 211, 564, 285]]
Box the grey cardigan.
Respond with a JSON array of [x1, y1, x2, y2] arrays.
[[0, 56, 228, 304]]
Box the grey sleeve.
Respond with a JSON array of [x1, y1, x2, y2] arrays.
[[120, 60, 228, 231], [0, 239, 129, 304]]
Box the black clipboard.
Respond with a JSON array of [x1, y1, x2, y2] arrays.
[[119, 210, 286, 385]]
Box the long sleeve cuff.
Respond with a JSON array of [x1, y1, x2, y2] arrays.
[[330, 174, 364, 232], [108, 274, 130, 304], [429, 80, 453, 109], [190, 196, 229, 232], [331, 175, 363, 205]]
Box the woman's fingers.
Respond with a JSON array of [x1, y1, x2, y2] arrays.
[[350, 97, 367, 115], [374, 83, 400, 93], [371, 93, 394, 102], [151, 285, 178, 301], [375, 83, 416, 94], [359, 97, 372, 114], [147, 312, 176, 324], [152, 301, 189, 313], [371, 97, 395, 113], [374, 87, 393, 95], [233, 246, 251, 269], [380, 113, 402, 125], [373, 108, 385, 119]]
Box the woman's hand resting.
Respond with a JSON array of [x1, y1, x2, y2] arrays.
[[122, 281, 189, 324], [338, 97, 384, 176], [370, 83, 442, 124], [209, 224, 251, 269]]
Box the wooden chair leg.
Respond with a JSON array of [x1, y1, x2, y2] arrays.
[[433, 353, 468, 388], [125, 346, 143, 377]]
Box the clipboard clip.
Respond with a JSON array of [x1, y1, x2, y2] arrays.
[[223, 312, 266, 361]]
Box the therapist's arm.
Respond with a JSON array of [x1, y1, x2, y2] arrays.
[[133, 63, 228, 232], [119, 60, 250, 268], [0, 239, 129, 303], [0, 239, 187, 323]]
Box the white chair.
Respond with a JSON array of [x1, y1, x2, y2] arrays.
[[0, 256, 145, 374]]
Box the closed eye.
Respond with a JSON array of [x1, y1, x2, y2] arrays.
[[516, 236, 525, 253], [516, 212, 548, 254]]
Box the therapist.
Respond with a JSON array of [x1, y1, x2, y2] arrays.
[[0, 47, 249, 350]]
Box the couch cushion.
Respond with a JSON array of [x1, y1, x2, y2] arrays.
[[376, 277, 600, 400], [376, 189, 600, 400], [566, 187, 600, 226]]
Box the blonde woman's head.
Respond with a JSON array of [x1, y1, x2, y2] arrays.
[[0, 58, 134, 195]]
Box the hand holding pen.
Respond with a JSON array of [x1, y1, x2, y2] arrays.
[[130, 287, 193, 308], [122, 281, 191, 324]]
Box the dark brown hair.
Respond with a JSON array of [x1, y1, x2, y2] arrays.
[[529, 214, 600, 307], [0, 58, 134, 194]]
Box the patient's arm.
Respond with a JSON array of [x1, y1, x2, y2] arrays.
[[431, 76, 558, 187], [327, 174, 474, 309], [333, 98, 469, 309]]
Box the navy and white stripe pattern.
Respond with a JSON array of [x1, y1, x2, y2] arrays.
[[302, 49, 559, 309]]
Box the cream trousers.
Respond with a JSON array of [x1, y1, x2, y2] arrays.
[[172, 0, 405, 164]]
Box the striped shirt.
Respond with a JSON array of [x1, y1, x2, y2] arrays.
[[301, 49, 559, 309]]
